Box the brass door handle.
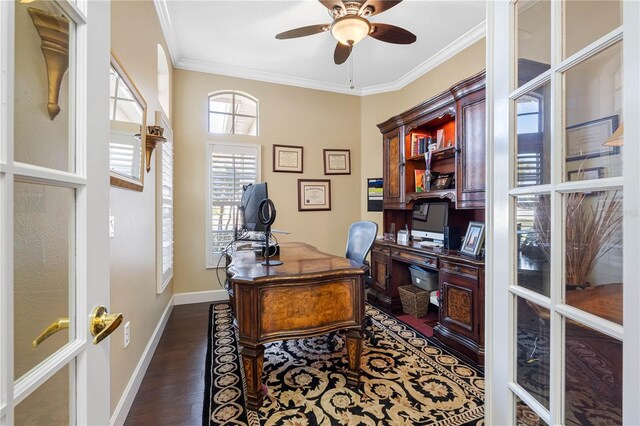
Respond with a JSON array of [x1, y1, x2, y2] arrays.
[[33, 318, 70, 348], [90, 306, 123, 345]]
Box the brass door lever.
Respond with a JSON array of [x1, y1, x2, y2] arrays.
[[90, 306, 123, 345], [33, 318, 70, 348]]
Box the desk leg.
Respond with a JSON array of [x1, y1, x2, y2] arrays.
[[345, 329, 363, 388], [241, 344, 265, 411]]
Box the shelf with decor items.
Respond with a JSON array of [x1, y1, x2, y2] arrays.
[[377, 70, 486, 235]]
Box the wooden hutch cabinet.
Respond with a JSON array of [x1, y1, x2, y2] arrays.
[[382, 127, 405, 208], [452, 73, 487, 209], [371, 71, 486, 365]]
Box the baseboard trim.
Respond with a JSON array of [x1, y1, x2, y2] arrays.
[[173, 289, 229, 305], [110, 297, 175, 426]]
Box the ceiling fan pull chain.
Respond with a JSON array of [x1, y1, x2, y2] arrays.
[[349, 47, 354, 89]]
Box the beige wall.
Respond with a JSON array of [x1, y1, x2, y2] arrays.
[[173, 71, 361, 293], [110, 0, 174, 415], [360, 39, 486, 232]]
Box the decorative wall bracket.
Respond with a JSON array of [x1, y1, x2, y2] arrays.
[[28, 7, 69, 120], [145, 125, 166, 173]]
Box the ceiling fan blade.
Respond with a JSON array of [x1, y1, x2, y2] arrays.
[[359, 0, 402, 16], [334, 42, 351, 65], [319, 0, 345, 14], [369, 23, 416, 44], [276, 24, 328, 40]]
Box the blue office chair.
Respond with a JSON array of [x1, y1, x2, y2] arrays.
[[328, 221, 378, 351]]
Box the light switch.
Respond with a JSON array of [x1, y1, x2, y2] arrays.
[[109, 215, 115, 238]]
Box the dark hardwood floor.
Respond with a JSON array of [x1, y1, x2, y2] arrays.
[[125, 303, 211, 426]]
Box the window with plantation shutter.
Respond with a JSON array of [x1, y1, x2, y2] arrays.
[[155, 112, 173, 294], [161, 137, 173, 284], [206, 143, 260, 267]]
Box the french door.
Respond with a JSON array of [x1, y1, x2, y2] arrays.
[[487, 0, 640, 424], [1, 1, 111, 424]]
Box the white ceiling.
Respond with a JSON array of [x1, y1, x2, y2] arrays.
[[155, 0, 486, 95]]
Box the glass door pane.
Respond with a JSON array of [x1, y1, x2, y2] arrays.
[[564, 319, 622, 424], [564, 190, 622, 323], [515, 194, 551, 296], [14, 363, 73, 425], [516, 0, 551, 88], [563, 42, 623, 181], [564, 0, 622, 59], [14, 1, 76, 173], [14, 182, 75, 380], [516, 297, 550, 409]]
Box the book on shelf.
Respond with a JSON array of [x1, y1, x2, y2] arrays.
[[415, 170, 426, 192], [411, 133, 429, 157]]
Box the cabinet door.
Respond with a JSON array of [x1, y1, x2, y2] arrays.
[[439, 271, 480, 343], [371, 249, 390, 294], [456, 90, 486, 209], [383, 128, 405, 208]]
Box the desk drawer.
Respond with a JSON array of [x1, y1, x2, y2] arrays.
[[391, 249, 438, 269], [440, 261, 478, 278], [372, 244, 390, 256]]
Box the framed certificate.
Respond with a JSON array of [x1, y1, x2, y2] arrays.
[[273, 145, 303, 173], [323, 149, 351, 175], [565, 116, 620, 161], [297, 179, 331, 211]]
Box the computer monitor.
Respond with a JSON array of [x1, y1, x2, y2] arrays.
[[411, 202, 448, 242], [240, 182, 269, 232]]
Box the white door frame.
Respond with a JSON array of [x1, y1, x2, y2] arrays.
[[0, 0, 111, 424], [486, 1, 640, 424]]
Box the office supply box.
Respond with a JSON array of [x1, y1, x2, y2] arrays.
[[409, 265, 438, 291]]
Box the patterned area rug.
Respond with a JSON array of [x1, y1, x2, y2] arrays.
[[204, 303, 484, 425]]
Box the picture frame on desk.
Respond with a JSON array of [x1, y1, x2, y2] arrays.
[[460, 221, 485, 257]]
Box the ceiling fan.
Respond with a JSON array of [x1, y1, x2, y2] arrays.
[[275, 0, 416, 65]]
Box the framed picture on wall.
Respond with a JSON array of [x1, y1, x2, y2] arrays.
[[298, 179, 331, 211], [565, 115, 620, 161], [323, 149, 351, 175], [273, 145, 303, 173]]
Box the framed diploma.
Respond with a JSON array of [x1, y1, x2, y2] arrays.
[[323, 149, 351, 175], [565, 116, 620, 161], [297, 179, 331, 211], [273, 145, 303, 173]]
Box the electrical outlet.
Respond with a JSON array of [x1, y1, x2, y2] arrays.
[[109, 215, 115, 238], [124, 321, 130, 348]]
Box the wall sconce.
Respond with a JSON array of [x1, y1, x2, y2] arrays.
[[603, 123, 624, 146], [27, 7, 69, 120], [145, 125, 166, 173]]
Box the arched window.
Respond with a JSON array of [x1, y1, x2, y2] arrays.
[[157, 44, 170, 117], [208, 91, 258, 136]]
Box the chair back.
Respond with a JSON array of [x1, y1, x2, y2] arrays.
[[345, 221, 378, 265]]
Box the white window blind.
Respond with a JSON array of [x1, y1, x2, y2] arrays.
[[161, 138, 173, 284], [206, 143, 260, 267]]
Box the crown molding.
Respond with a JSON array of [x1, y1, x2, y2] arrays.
[[154, 0, 486, 97], [153, 0, 181, 67], [359, 21, 486, 96], [176, 58, 361, 96]]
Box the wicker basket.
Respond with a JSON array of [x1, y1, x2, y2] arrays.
[[398, 285, 431, 317]]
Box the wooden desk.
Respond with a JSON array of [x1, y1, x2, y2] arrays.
[[369, 239, 485, 365], [226, 242, 366, 410]]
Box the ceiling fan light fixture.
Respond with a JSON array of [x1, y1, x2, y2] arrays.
[[331, 16, 371, 46]]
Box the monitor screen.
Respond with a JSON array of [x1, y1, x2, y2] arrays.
[[412, 202, 448, 240], [240, 182, 269, 232]]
